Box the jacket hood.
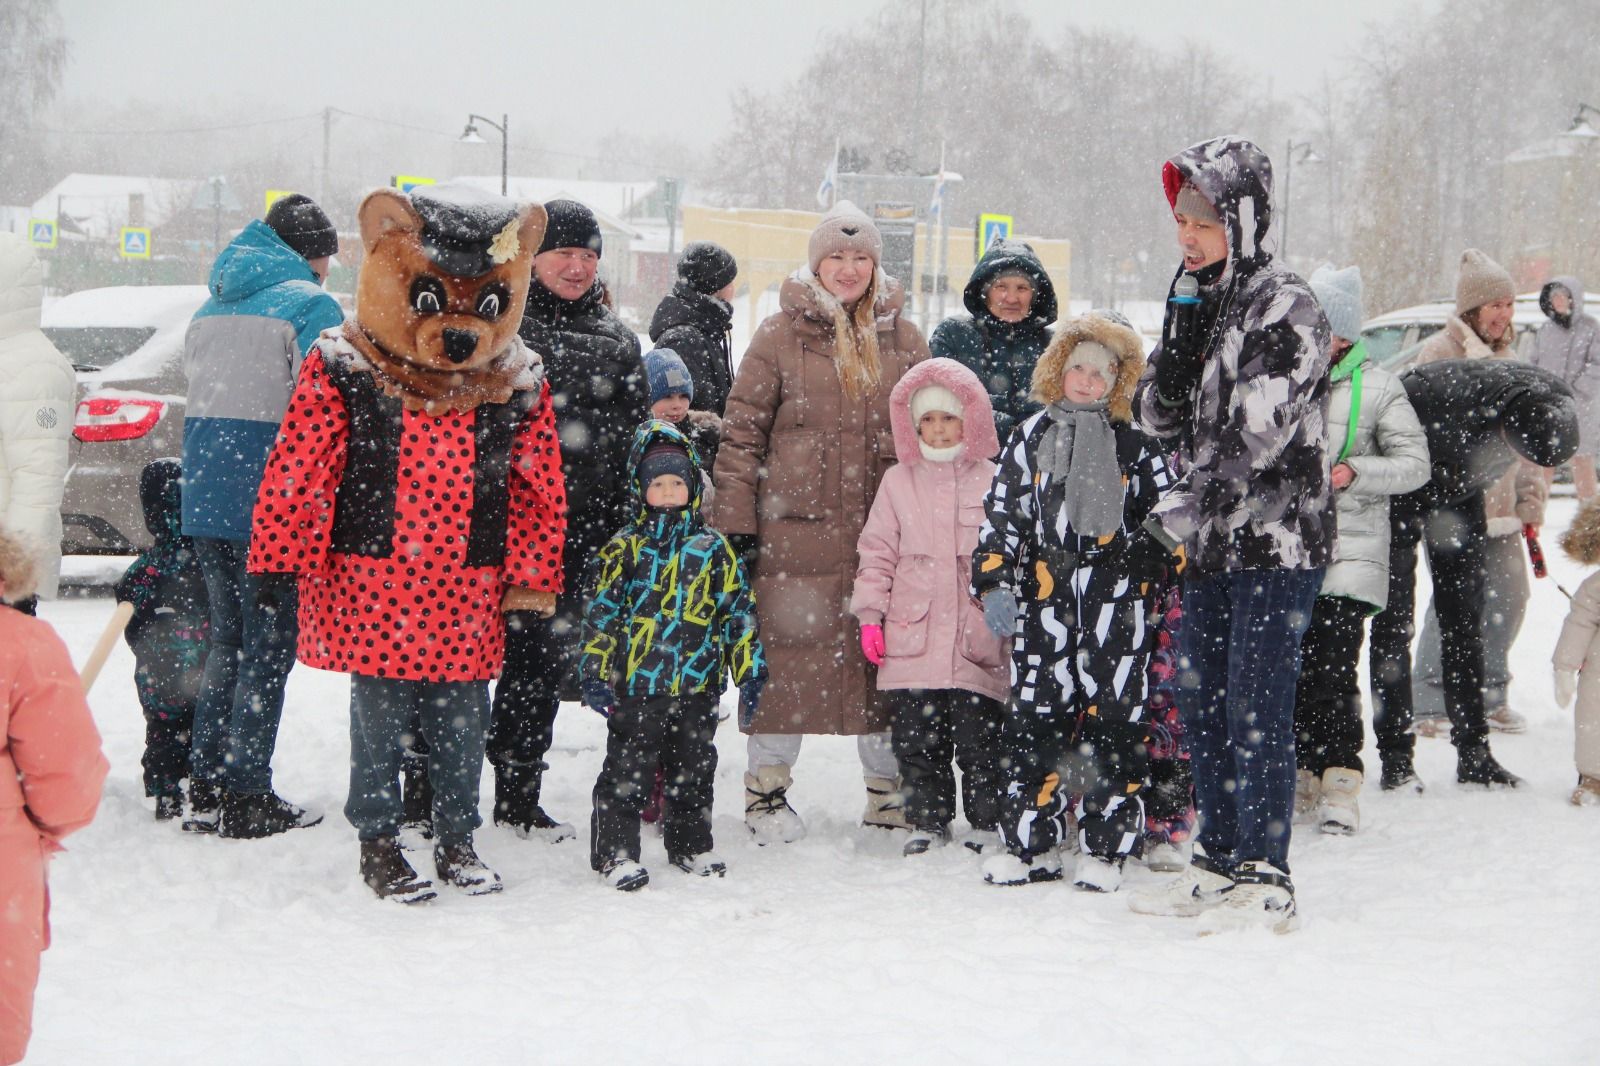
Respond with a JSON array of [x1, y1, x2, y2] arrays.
[[626, 418, 705, 520], [1028, 313, 1146, 423], [1541, 275, 1586, 321], [889, 357, 999, 466], [209, 220, 321, 304], [1162, 136, 1275, 272], [0, 231, 45, 339], [140, 458, 185, 540], [962, 239, 1058, 328], [649, 280, 732, 341]]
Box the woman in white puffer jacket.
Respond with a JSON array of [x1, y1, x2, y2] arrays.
[[0, 232, 75, 608]]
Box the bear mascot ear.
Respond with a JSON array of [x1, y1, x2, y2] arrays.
[[515, 202, 548, 266], [358, 188, 423, 253]]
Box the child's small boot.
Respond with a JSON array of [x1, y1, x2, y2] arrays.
[[360, 837, 437, 904], [182, 777, 222, 834], [1571, 774, 1600, 806], [903, 825, 950, 856], [154, 793, 183, 822], [744, 765, 806, 845], [982, 848, 1064, 886], [1317, 767, 1362, 835], [862, 776, 908, 830], [1072, 853, 1125, 893], [600, 858, 650, 891]]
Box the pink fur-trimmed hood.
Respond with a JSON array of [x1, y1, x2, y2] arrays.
[[888, 357, 999, 465]]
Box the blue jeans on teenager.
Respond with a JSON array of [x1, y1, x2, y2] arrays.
[[1177, 567, 1324, 872], [346, 676, 489, 846], [190, 538, 299, 794]]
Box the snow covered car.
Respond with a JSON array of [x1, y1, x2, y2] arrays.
[[1360, 292, 1546, 372], [41, 285, 208, 554]]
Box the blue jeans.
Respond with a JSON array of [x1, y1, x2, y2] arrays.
[[1177, 567, 1323, 872], [346, 676, 488, 846], [190, 538, 299, 794]]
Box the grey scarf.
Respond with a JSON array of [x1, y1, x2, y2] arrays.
[[1038, 400, 1123, 537]]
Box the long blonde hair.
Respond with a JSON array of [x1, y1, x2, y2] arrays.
[[811, 272, 884, 400]]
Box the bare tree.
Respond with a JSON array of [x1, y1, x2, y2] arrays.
[[0, 0, 69, 202]]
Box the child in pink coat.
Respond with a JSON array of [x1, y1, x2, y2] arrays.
[[0, 526, 108, 1064], [852, 358, 1010, 857]]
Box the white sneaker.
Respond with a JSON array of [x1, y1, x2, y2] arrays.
[[981, 850, 1064, 886], [600, 859, 649, 892], [1196, 860, 1298, 935], [957, 829, 1004, 855], [1128, 852, 1235, 917], [669, 851, 727, 877], [1072, 854, 1125, 893], [1143, 839, 1192, 873], [1317, 767, 1362, 835], [1294, 768, 1321, 825], [744, 768, 807, 845]]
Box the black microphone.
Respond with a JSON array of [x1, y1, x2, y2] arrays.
[[1168, 273, 1201, 349]]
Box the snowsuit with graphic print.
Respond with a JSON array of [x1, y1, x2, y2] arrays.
[[581, 420, 765, 869], [972, 317, 1173, 862]]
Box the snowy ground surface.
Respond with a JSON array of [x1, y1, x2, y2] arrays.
[[27, 500, 1600, 1065]]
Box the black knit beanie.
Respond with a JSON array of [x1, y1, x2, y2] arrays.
[[677, 241, 737, 294], [265, 194, 339, 260], [537, 199, 603, 257]]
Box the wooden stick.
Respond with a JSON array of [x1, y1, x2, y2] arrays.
[[80, 600, 134, 693]]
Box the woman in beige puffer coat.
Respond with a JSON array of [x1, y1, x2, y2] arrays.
[[712, 201, 929, 843]]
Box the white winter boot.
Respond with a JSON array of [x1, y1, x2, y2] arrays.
[[1072, 853, 1125, 893], [982, 849, 1064, 886], [1142, 838, 1192, 873], [957, 828, 1004, 855], [1294, 768, 1321, 825], [1196, 860, 1298, 935], [1317, 767, 1362, 835], [862, 776, 909, 830], [744, 766, 806, 845], [1128, 846, 1235, 917]]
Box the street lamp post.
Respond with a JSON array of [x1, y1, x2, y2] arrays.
[[1564, 102, 1600, 140], [1280, 139, 1324, 263], [460, 113, 509, 196]]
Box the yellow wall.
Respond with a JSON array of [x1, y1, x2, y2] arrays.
[[683, 204, 1071, 333]]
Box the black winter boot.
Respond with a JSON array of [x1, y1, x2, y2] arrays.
[[360, 837, 437, 904], [1456, 744, 1522, 788], [219, 789, 324, 839], [182, 778, 222, 834], [434, 837, 503, 895], [1380, 755, 1425, 793], [493, 763, 574, 842], [154, 793, 184, 821], [402, 763, 435, 840]]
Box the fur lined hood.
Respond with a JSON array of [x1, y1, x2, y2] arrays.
[[888, 357, 1000, 466], [1029, 313, 1146, 423], [0, 524, 39, 603], [1563, 498, 1600, 566]]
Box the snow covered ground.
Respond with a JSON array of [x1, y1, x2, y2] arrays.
[[26, 500, 1600, 1065]]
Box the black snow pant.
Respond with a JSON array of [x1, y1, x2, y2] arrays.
[[886, 689, 1005, 833], [132, 632, 202, 799], [589, 692, 719, 869], [1369, 487, 1491, 765], [1294, 594, 1371, 776], [489, 607, 579, 823], [999, 562, 1152, 861]]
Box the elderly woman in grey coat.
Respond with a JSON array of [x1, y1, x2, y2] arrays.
[[1531, 276, 1600, 502], [1292, 265, 1431, 834]]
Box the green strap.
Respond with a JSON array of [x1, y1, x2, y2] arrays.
[[1336, 364, 1363, 464]]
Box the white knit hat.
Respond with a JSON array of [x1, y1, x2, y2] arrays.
[[910, 384, 963, 423], [1310, 264, 1366, 343]]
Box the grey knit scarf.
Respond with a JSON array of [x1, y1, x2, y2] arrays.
[[1038, 400, 1123, 537]]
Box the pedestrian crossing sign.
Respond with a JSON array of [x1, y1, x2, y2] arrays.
[[977, 213, 1014, 256], [120, 227, 152, 260], [264, 189, 296, 214], [29, 219, 57, 249], [392, 175, 435, 194]]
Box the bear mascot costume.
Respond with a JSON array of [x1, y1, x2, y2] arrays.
[[249, 184, 567, 903]]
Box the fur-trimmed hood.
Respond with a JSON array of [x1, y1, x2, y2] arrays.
[[780, 267, 907, 340], [888, 357, 999, 466], [1029, 313, 1146, 423], [1563, 498, 1600, 566]]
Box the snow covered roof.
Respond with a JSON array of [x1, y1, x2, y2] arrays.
[[29, 173, 201, 239], [450, 175, 652, 237]]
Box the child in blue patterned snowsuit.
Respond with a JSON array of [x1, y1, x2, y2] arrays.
[[579, 420, 766, 890]]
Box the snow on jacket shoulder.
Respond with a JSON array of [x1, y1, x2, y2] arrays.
[[0, 234, 74, 598], [1134, 136, 1335, 575], [181, 220, 344, 542]]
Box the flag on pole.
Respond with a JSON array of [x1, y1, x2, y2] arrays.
[[928, 140, 950, 219], [816, 138, 839, 209]]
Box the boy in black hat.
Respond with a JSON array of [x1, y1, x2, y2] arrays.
[[650, 241, 738, 420]]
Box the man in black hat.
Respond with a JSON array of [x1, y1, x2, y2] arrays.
[[181, 192, 343, 839], [649, 241, 738, 420], [490, 198, 647, 841]]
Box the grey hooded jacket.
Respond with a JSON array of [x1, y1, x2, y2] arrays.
[[1530, 276, 1600, 449]]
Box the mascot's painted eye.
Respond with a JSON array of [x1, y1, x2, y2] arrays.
[[410, 276, 447, 315], [475, 283, 511, 321]]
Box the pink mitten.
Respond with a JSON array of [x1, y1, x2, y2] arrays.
[[860, 624, 886, 666]]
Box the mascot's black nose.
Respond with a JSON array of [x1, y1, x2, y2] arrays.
[[443, 328, 478, 365]]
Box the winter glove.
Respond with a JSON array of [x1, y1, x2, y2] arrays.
[[1121, 527, 1185, 589], [726, 533, 759, 579], [581, 678, 617, 718], [738, 674, 768, 729], [502, 586, 558, 617], [1153, 344, 1204, 408], [860, 623, 886, 666], [253, 572, 295, 617], [981, 587, 1018, 639], [1555, 668, 1578, 709]]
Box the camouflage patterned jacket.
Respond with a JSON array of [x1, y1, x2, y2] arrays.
[[1134, 136, 1336, 575]]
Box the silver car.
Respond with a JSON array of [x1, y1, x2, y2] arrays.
[[42, 285, 209, 554]]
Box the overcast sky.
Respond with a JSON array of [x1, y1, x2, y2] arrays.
[[57, 0, 1433, 155]]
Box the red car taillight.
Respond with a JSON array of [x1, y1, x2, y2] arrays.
[[74, 396, 164, 442]]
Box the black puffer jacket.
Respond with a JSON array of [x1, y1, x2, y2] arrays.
[[1398, 358, 1578, 504], [649, 280, 736, 417], [929, 240, 1058, 440], [518, 277, 647, 579]]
